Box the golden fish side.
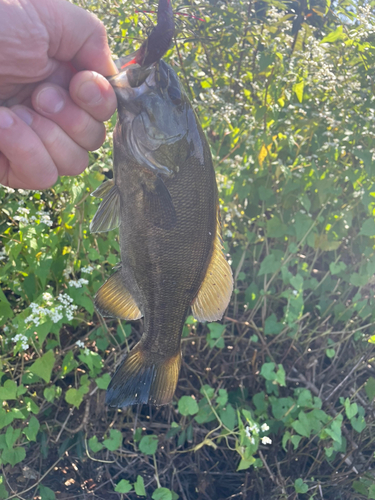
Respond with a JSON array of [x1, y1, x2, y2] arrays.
[[90, 61, 233, 407]]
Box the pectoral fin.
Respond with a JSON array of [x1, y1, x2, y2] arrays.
[[90, 180, 121, 233], [192, 214, 233, 322], [142, 176, 177, 230], [95, 271, 142, 320]]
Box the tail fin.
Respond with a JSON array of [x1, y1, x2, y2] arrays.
[[106, 344, 181, 407]]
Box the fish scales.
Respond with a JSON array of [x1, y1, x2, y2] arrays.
[[90, 0, 233, 407]]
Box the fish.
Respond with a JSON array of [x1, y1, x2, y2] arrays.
[[90, 0, 233, 407]]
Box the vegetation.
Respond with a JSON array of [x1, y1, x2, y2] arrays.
[[1, 0, 375, 498]]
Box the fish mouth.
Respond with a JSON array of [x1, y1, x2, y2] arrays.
[[107, 65, 153, 90]]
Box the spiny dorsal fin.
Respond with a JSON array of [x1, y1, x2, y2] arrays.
[[192, 211, 233, 322], [95, 271, 142, 321], [90, 180, 121, 233]]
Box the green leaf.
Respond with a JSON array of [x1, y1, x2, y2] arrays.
[[296, 389, 313, 409], [275, 365, 286, 386], [219, 404, 237, 430], [294, 478, 308, 494], [326, 348, 335, 358], [29, 350, 55, 383], [23, 416, 40, 441], [178, 396, 199, 416], [115, 480, 132, 493], [344, 398, 358, 419], [0, 379, 18, 400], [43, 386, 56, 402], [261, 362, 277, 381], [266, 216, 288, 237], [0, 288, 13, 323], [5, 426, 21, 448], [65, 387, 88, 409], [139, 434, 158, 455], [103, 429, 123, 451], [89, 436, 104, 453], [237, 457, 256, 470], [0, 475, 9, 500], [350, 415, 366, 433], [206, 322, 226, 348], [60, 351, 78, 377], [134, 475, 146, 497], [260, 362, 285, 386], [292, 412, 311, 438], [349, 273, 368, 287], [321, 25, 343, 43], [293, 80, 304, 103], [152, 488, 173, 500], [365, 377, 375, 401], [39, 484, 56, 500], [258, 254, 280, 276], [1, 446, 26, 467], [359, 218, 375, 237], [264, 314, 284, 335], [95, 373, 111, 390], [216, 389, 228, 407], [329, 261, 347, 275]]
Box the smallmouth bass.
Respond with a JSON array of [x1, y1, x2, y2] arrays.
[[90, 0, 233, 407]]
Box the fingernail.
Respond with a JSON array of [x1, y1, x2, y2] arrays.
[[0, 109, 14, 129], [13, 107, 33, 126], [36, 87, 65, 114], [76, 80, 102, 105]]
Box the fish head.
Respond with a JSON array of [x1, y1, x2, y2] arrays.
[[108, 60, 196, 176]]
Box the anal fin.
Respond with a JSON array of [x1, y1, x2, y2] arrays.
[[95, 271, 142, 321], [90, 180, 121, 233], [192, 212, 233, 322]]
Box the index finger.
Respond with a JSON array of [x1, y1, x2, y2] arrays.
[[31, 0, 118, 77]]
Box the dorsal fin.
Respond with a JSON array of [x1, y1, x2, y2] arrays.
[[95, 271, 142, 321], [192, 211, 233, 322], [90, 180, 121, 233]]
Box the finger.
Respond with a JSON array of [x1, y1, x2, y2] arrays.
[[69, 71, 117, 122], [11, 105, 89, 178], [31, 0, 118, 77], [32, 83, 106, 151], [0, 108, 57, 190]]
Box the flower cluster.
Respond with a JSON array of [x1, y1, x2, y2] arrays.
[[13, 333, 29, 351], [68, 278, 89, 288], [0, 248, 7, 261], [244, 422, 272, 445], [81, 265, 94, 273], [24, 292, 78, 326], [13, 207, 53, 227]]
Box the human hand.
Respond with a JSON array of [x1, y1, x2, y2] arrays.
[[0, 0, 118, 190]]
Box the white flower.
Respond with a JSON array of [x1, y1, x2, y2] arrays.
[[76, 340, 85, 348], [245, 426, 251, 438], [13, 334, 29, 351], [249, 423, 259, 433], [261, 436, 272, 445], [0, 248, 7, 261], [68, 278, 89, 288], [81, 266, 94, 273], [261, 423, 270, 432], [17, 207, 30, 215]]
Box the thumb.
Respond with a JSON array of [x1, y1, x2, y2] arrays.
[[31, 0, 118, 77]]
